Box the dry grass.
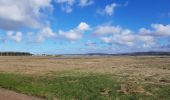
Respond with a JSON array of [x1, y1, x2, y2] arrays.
[[0, 56, 170, 84], [0, 56, 170, 99]]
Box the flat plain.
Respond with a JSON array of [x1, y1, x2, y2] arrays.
[[0, 56, 169, 100]]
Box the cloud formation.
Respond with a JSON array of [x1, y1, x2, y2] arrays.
[[36, 27, 57, 42], [59, 22, 90, 41], [104, 3, 117, 16], [0, 0, 53, 30], [139, 24, 170, 36], [85, 40, 96, 47], [79, 0, 93, 7], [56, 0, 75, 13], [94, 25, 121, 35], [7, 31, 22, 42], [97, 2, 117, 16], [56, 0, 94, 13], [93, 24, 156, 48]]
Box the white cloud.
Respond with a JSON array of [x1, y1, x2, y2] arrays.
[[26, 27, 56, 43], [139, 24, 170, 36], [56, 0, 75, 13], [56, 0, 75, 4], [139, 28, 152, 35], [59, 22, 90, 41], [59, 29, 82, 41], [7, 31, 22, 42], [112, 34, 136, 46], [112, 34, 154, 47], [151, 24, 170, 36], [77, 22, 90, 31], [94, 24, 155, 47], [85, 40, 96, 47], [37, 27, 57, 42], [94, 25, 122, 35], [26, 22, 89, 42], [139, 35, 154, 43], [101, 37, 113, 43], [139, 35, 155, 48], [56, 0, 93, 13], [104, 3, 117, 16], [79, 0, 93, 7], [40, 27, 56, 38], [97, 3, 117, 16], [0, 0, 53, 30]]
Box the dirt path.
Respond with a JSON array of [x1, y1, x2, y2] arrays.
[[0, 88, 44, 100]]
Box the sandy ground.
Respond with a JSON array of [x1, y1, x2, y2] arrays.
[[0, 88, 44, 100]]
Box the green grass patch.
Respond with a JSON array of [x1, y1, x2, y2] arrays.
[[0, 72, 169, 100], [144, 83, 170, 100]]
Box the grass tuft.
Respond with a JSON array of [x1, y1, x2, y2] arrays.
[[0, 72, 169, 100]]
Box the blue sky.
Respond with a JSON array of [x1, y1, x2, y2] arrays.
[[0, 0, 170, 54]]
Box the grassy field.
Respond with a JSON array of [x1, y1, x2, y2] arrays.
[[0, 56, 170, 100]]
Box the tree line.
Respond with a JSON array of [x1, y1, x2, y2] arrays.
[[0, 52, 32, 56]]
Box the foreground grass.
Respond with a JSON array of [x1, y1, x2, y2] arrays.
[[0, 72, 169, 100]]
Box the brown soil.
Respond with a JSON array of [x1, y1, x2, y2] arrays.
[[0, 88, 44, 100]]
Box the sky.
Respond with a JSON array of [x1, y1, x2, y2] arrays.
[[0, 0, 170, 54]]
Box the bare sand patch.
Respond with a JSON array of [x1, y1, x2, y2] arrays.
[[0, 88, 44, 100]]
